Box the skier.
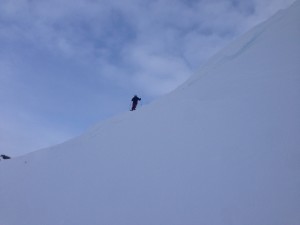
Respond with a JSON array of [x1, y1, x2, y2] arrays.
[[131, 95, 141, 111]]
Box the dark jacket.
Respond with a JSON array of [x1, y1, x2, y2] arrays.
[[132, 96, 141, 104]]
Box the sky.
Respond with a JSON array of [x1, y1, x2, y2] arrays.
[[0, 0, 296, 156]]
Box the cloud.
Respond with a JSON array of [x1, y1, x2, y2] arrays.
[[1, 0, 294, 81]]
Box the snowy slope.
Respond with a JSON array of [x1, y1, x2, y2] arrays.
[[1, 1, 300, 225]]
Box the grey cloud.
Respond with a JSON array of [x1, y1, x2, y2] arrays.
[[1, 0, 296, 95]]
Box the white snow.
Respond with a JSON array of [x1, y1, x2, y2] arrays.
[[1, 1, 300, 224]]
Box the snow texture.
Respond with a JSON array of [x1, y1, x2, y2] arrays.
[[1, 1, 300, 224]]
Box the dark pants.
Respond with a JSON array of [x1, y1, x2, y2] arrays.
[[131, 102, 138, 111]]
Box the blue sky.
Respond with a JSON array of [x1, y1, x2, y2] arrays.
[[0, 0, 296, 156]]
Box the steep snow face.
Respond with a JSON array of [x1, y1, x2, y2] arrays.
[[1, 1, 300, 225]]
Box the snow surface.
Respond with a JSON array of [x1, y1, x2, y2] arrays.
[[1, 1, 300, 225]]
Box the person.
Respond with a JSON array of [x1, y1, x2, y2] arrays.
[[131, 95, 141, 111]]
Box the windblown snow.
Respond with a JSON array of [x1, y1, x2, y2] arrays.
[[1, 1, 300, 225]]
